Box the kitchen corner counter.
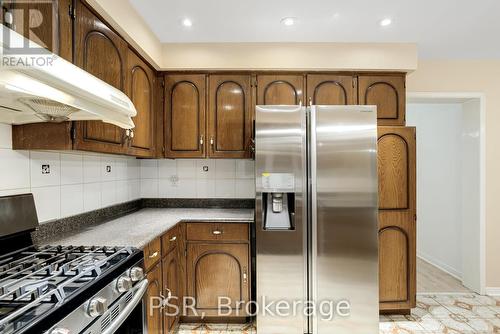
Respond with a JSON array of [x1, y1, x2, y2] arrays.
[[41, 208, 254, 249]]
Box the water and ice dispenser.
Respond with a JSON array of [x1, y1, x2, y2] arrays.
[[261, 173, 295, 231]]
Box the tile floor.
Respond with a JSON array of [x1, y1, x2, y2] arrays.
[[178, 294, 500, 333]]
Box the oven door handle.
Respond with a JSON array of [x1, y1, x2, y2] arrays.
[[102, 279, 149, 334]]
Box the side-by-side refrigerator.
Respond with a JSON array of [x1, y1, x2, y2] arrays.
[[255, 105, 379, 334]]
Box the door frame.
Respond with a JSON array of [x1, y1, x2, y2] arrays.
[[407, 92, 486, 295]]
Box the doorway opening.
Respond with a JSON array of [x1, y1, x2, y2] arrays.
[[406, 93, 485, 295]]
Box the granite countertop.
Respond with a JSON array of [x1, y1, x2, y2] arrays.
[[42, 208, 254, 249]]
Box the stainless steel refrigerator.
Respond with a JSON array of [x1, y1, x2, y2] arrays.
[[255, 105, 379, 334]]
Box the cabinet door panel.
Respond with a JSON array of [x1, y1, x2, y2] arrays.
[[359, 75, 406, 126], [306, 74, 355, 105], [163, 249, 179, 334], [257, 75, 304, 106], [145, 263, 163, 334], [73, 1, 127, 154], [186, 243, 249, 317], [208, 75, 252, 158], [127, 48, 155, 157], [378, 126, 416, 312], [165, 74, 206, 158]]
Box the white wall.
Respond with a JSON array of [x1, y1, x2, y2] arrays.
[[0, 124, 141, 223], [407, 104, 464, 278], [140, 159, 255, 199]]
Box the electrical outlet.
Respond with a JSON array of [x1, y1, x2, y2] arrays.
[[203, 165, 209, 172], [170, 175, 179, 186], [41, 164, 50, 174], [106, 166, 111, 173]]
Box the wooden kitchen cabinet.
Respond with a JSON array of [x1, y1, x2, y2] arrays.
[[358, 74, 406, 126], [208, 74, 253, 158], [162, 246, 180, 333], [306, 74, 356, 105], [186, 243, 250, 317], [126, 48, 156, 157], [164, 74, 206, 158], [184, 223, 250, 318], [377, 126, 416, 313], [145, 262, 163, 334], [257, 74, 304, 105], [72, 0, 129, 154]]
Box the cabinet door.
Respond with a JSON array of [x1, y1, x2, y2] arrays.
[[208, 74, 252, 158], [257, 75, 304, 105], [163, 248, 180, 334], [377, 126, 416, 312], [186, 243, 250, 317], [73, 0, 128, 154], [145, 262, 163, 334], [306, 74, 356, 105], [126, 48, 156, 157], [358, 75, 406, 126], [165, 74, 206, 158]]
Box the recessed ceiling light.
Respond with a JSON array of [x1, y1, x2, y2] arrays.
[[182, 18, 192, 27], [281, 17, 297, 26], [379, 18, 392, 27]]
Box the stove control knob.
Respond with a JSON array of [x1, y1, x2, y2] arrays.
[[116, 276, 133, 293], [129, 267, 144, 282], [88, 297, 108, 317], [50, 329, 71, 334]]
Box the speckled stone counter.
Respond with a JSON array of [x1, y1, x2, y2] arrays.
[[42, 208, 254, 249]]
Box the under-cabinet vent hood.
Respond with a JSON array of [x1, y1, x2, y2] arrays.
[[0, 26, 136, 129]]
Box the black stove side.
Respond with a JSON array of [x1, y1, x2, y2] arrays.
[[0, 194, 38, 254]]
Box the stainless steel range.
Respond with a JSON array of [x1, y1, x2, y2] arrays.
[[0, 194, 148, 334]]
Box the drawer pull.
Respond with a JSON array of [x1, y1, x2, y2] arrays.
[[169, 236, 177, 242], [148, 251, 159, 259], [212, 230, 223, 235], [243, 267, 248, 284]]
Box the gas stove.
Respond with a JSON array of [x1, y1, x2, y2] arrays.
[[0, 194, 147, 334]]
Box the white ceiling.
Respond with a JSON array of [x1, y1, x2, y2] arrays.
[[129, 0, 500, 59]]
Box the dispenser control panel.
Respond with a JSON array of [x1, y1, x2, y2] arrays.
[[261, 172, 295, 191]]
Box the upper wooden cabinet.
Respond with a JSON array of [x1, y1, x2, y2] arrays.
[[306, 74, 356, 105], [377, 126, 416, 312], [126, 48, 156, 157], [165, 74, 206, 158], [358, 74, 406, 126], [72, 0, 128, 154], [208, 75, 252, 158], [257, 75, 304, 105]]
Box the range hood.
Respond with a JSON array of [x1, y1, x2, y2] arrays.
[[0, 27, 136, 129]]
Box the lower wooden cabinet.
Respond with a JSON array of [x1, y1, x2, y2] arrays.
[[163, 245, 180, 333], [377, 126, 416, 313], [186, 243, 250, 317], [145, 262, 163, 334]]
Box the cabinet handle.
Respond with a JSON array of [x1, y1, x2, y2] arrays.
[[212, 230, 222, 235], [210, 137, 214, 149], [148, 251, 158, 259], [169, 236, 177, 242], [200, 135, 204, 145], [243, 267, 248, 284], [165, 288, 172, 299], [309, 97, 312, 106]]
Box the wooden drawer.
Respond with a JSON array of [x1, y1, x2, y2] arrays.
[[186, 223, 248, 242], [144, 236, 161, 271], [162, 225, 179, 255]]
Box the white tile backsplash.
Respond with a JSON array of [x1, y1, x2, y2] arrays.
[[215, 160, 236, 179], [32, 186, 61, 222], [141, 158, 255, 199], [140, 179, 158, 198], [140, 160, 158, 179], [0, 149, 30, 190], [0, 123, 142, 223], [61, 153, 83, 185], [30, 151, 61, 188], [61, 184, 84, 217]]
